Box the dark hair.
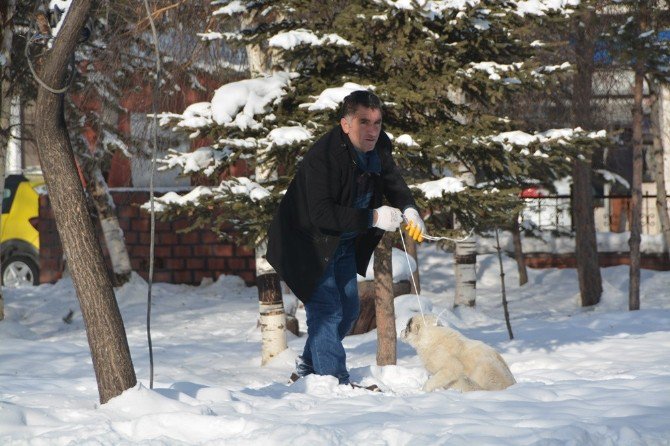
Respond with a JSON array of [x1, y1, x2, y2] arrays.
[[340, 90, 382, 119]]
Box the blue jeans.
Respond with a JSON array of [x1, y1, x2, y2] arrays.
[[297, 238, 360, 384]]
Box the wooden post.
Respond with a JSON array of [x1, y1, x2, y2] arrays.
[[374, 233, 396, 365]]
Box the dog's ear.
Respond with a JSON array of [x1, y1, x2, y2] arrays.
[[406, 316, 421, 334]]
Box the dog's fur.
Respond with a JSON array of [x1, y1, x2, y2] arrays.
[[400, 315, 516, 392]]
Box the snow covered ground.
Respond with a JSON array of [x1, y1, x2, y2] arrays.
[[1, 245, 669, 445]]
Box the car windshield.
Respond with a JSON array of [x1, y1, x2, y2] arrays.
[[2, 189, 11, 214]]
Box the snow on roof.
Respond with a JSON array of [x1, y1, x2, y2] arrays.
[[300, 82, 376, 111], [268, 29, 352, 50], [413, 177, 466, 198]]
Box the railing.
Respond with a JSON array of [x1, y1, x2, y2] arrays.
[[521, 194, 663, 235]]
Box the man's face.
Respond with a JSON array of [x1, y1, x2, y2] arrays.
[[340, 106, 382, 152]]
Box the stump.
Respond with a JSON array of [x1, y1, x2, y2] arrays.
[[349, 280, 411, 335]]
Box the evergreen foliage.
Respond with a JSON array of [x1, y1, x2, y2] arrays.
[[158, 0, 607, 246]]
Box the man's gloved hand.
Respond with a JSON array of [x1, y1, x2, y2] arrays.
[[373, 206, 404, 232], [403, 207, 426, 243]]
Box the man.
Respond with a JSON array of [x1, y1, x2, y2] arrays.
[[266, 90, 425, 386]]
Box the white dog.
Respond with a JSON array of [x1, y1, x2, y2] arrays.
[[400, 314, 516, 392]]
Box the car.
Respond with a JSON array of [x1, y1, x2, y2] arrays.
[[1, 174, 44, 288]]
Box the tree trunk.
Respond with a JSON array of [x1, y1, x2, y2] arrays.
[[495, 229, 514, 340], [403, 230, 421, 294], [511, 213, 528, 286], [244, 17, 288, 364], [0, 0, 18, 321], [651, 82, 670, 252], [629, 4, 649, 311], [34, 0, 136, 403], [374, 233, 396, 366], [571, 6, 602, 307], [454, 239, 477, 307], [81, 159, 132, 286], [257, 245, 288, 365], [454, 164, 476, 306]]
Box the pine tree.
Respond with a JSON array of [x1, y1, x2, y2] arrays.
[[157, 0, 606, 338]]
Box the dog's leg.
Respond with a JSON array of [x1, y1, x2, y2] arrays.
[[423, 367, 481, 392]]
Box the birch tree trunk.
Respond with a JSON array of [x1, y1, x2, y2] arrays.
[[0, 0, 18, 321], [651, 82, 670, 252], [34, 0, 136, 403], [80, 160, 132, 286], [454, 239, 477, 307], [244, 14, 288, 364], [571, 6, 602, 307], [6, 94, 21, 174], [511, 213, 528, 286], [374, 233, 396, 365], [628, 5, 649, 311], [454, 166, 476, 307]]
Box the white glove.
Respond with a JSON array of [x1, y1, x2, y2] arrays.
[[373, 206, 404, 232], [403, 207, 426, 242]]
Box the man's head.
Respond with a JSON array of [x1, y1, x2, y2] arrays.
[[340, 90, 383, 153]]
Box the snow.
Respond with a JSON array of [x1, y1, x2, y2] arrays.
[[210, 73, 294, 130], [159, 146, 231, 177], [413, 176, 466, 198], [212, 0, 247, 16], [487, 127, 606, 153], [301, 82, 376, 111], [264, 126, 313, 147], [4, 243, 669, 444], [162, 73, 294, 132], [143, 177, 272, 212], [268, 29, 351, 50]]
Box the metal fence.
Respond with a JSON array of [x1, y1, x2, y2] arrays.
[[521, 194, 663, 235]]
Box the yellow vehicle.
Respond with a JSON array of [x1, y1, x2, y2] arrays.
[[1, 174, 44, 287]]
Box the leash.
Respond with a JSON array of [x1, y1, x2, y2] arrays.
[[397, 219, 474, 326]]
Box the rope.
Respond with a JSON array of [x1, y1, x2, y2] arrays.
[[397, 221, 474, 327], [143, 0, 162, 390]]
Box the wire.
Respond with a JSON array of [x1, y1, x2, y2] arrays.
[[25, 28, 76, 94], [143, 0, 162, 390]]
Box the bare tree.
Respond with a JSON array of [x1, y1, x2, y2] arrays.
[[34, 0, 136, 403], [571, 4, 602, 307], [628, 2, 652, 311]]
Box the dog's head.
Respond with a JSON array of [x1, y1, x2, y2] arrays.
[[400, 314, 438, 346]]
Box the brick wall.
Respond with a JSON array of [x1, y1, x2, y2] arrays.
[[38, 190, 256, 285]]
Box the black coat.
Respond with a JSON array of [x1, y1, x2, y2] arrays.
[[266, 126, 416, 303]]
